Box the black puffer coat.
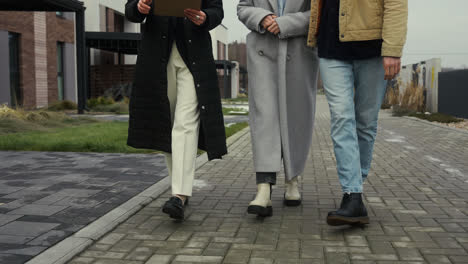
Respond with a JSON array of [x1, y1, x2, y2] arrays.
[[125, 0, 227, 160]]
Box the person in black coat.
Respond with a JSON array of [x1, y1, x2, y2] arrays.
[[125, 0, 227, 220]]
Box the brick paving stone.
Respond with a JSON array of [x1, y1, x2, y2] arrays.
[[0, 151, 168, 262], [145, 254, 173, 264], [173, 255, 223, 263], [224, 249, 251, 263], [423, 254, 452, 263], [325, 252, 350, 264], [395, 247, 424, 261], [93, 260, 143, 264], [70, 96, 468, 263], [67, 257, 95, 264], [249, 258, 274, 264], [80, 250, 126, 259], [111, 239, 141, 253], [0, 221, 60, 236]]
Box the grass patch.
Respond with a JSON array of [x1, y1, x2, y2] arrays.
[[87, 97, 129, 114], [223, 107, 249, 116], [87, 97, 115, 108], [225, 122, 248, 138], [0, 105, 98, 134], [46, 100, 77, 111], [0, 121, 154, 153], [392, 105, 463, 124], [0, 116, 98, 134], [222, 96, 248, 104], [90, 102, 129, 114], [0, 116, 249, 153], [409, 112, 463, 123], [392, 105, 413, 117]]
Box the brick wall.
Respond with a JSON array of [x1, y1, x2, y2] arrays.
[[34, 12, 48, 108], [46, 13, 75, 104], [0, 11, 75, 109], [90, 65, 135, 98], [0, 11, 36, 108]]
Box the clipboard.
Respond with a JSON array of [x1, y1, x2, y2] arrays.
[[153, 0, 202, 17]]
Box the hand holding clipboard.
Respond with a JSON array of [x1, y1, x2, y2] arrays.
[[183, 8, 206, 26], [137, 0, 152, 15], [137, 0, 206, 25]]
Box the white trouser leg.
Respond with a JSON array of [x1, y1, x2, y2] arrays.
[[165, 43, 200, 197]]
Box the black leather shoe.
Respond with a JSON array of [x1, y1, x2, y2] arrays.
[[162, 196, 188, 220], [327, 193, 369, 226]]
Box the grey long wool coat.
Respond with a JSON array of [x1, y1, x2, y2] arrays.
[[238, 0, 319, 180]]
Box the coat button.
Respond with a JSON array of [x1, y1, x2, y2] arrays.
[[287, 55, 291, 60], [341, 13, 345, 16], [341, 34, 345, 38], [201, 106, 205, 110], [258, 50, 264, 56], [192, 62, 196, 65], [197, 84, 200, 87], [162, 35, 167, 39]]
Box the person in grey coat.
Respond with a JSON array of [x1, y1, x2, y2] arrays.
[[238, 0, 319, 217]]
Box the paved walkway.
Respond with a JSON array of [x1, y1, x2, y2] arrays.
[[66, 96, 467, 263], [0, 152, 168, 263]]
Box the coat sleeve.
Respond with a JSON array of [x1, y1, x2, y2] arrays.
[[125, 0, 147, 23], [381, 0, 408, 57], [237, 0, 274, 34], [199, 0, 224, 31], [275, 10, 311, 39]]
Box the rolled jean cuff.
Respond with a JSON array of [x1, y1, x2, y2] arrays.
[[342, 187, 363, 193], [256, 172, 276, 185], [362, 174, 368, 182]]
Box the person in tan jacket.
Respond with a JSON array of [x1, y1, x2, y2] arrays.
[[307, 0, 408, 226]]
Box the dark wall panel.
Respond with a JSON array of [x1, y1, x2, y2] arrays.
[[438, 70, 468, 118]]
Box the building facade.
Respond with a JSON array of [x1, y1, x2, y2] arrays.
[[0, 1, 232, 108], [0, 11, 76, 108], [81, 0, 140, 66], [81, 0, 140, 98], [228, 41, 248, 93], [211, 24, 228, 61]]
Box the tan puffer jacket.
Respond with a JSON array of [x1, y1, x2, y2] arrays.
[[307, 0, 408, 57]]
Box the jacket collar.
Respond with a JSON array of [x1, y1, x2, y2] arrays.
[[268, 0, 278, 14], [284, 0, 303, 14], [269, 0, 303, 15]]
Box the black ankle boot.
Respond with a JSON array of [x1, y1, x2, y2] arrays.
[[327, 193, 369, 226], [162, 196, 188, 220]]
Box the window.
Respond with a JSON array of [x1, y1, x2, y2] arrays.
[[57, 42, 65, 101], [114, 13, 124, 33], [8, 32, 21, 108]]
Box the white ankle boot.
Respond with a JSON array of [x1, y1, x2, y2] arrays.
[[247, 183, 273, 217], [284, 176, 301, 206]]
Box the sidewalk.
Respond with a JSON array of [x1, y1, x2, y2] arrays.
[[64, 95, 468, 264], [0, 152, 168, 263]]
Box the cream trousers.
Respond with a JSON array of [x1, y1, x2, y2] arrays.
[[165, 43, 200, 197]]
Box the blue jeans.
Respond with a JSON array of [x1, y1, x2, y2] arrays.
[[319, 57, 387, 193]]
